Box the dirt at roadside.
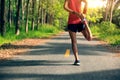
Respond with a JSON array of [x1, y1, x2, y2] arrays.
[[0, 38, 50, 60]]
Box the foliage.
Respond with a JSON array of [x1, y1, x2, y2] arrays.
[[98, 21, 116, 34], [39, 24, 59, 33], [0, 24, 60, 45], [91, 21, 120, 45], [112, 9, 120, 27], [0, 0, 66, 36], [1, 0, 120, 46], [86, 8, 103, 23]]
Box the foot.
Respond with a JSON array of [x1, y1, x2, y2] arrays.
[[73, 60, 80, 66]]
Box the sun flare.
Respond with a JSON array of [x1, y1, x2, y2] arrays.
[[87, 0, 106, 8]]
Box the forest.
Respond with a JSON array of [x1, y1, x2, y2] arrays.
[[0, 0, 120, 46]]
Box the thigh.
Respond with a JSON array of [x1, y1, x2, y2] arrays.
[[69, 30, 77, 43], [81, 29, 88, 39], [81, 27, 92, 41]]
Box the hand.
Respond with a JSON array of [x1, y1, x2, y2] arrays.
[[78, 13, 85, 20], [72, 11, 86, 21]]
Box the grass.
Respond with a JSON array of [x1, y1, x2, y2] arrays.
[[90, 21, 120, 46], [0, 24, 61, 45]]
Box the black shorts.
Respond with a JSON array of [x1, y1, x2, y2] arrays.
[[68, 23, 85, 32]]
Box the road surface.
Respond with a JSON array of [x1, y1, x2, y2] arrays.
[[0, 32, 120, 80]]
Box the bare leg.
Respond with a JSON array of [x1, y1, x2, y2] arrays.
[[69, 30, 79, 61], [77, 13, 92, 41], [82, 23, 92, 41]]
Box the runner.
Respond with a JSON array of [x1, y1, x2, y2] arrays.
[[64, 0, 92, 66]]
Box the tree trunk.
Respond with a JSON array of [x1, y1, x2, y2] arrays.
[[104, 0, 108, 21], [37, 0, 41, 30], [110, 0, 119, 23], [110, 0, 114, 23], [104, 0, 119, 23], [31, 0, 36, 31], [104, 0, 110, 21], [0, 0, 6, 36], [15, 0, 21, 35], [41, 8, 44, 25], [43, 9, 46, 24], [25, 0, 30, 33], [21, 0, 25, 21], [8, 0, 11, 28], [114, 0, 120, 9]]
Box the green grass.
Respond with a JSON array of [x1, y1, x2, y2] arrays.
[[0, 24, 61, 45], [91, 21, 120, 46]]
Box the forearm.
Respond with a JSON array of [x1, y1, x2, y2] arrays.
[[64, 0, 87, 20], [64, 0, 74, 13], [79, 0, 88, 21], [64, 7, 74, 14], [82, 0, 88, 14]]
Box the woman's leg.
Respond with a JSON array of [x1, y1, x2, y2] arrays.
[[69, 30, 79, 61], [81, 24, 92, 41]]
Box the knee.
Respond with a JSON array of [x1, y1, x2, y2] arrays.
[[87, 38, 92, 41], [87, 36, 92, 41]]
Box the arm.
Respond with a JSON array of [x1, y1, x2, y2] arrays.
[[64, 0, 88, 20], [82, 0, 88, 14], [64, 0, 80, 15], [79, 0, 88, 20], [64, 0, 74, 13]]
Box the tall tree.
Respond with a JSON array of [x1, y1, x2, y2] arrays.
[[31, 0, 36, 31], [0, 0, 6, 36], [37, 0, 41, 30], [25, 0, 30, 33], [114, 0, 120, 10], [21, 0, 26, 21], [15, 0, 21, 35], [41, 4, 44, 25], [109, 0, 119, 23], [104, 0, 119, 23], [8, 0, 11, 28]]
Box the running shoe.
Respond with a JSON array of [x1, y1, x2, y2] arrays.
[[73, 60, 80, 66]]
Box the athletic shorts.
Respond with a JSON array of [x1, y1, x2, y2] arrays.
[[67, 23, 85, 32]]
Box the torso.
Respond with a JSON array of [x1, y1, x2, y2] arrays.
[[68, 0, 82, 24]]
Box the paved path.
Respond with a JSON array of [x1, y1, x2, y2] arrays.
[[0, 32, 120, 80]]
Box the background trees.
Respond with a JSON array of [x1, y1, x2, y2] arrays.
[[0, 0, 120, 37], [103, 0, 120, 23], [87, 0, 120, 27], [0, 0, 67, 37]]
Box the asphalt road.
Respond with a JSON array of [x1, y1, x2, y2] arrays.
[[0, 32, 120, 80]]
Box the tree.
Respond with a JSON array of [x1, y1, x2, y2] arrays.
[[0, 0, 68, 36], [0, 0, 6, 36], [104, 0, 119, 23], [112, 9, 120, 27], [37, 0, 41, 30], [25, 0, 30, 33], [114, 0, 120, 10], [15, 0, 21, 35], [31, 0, 36, 31], [109, 0, 118, 23], [8, 0, 11, 28], [21, 0, 26, 21]]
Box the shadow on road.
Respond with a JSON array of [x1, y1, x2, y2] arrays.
[[0, 69, 120, 80], [26, 41, 112, 56], [0, 60, 71, 67]]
